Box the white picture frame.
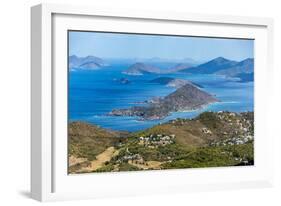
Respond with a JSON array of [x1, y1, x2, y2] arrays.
[[31, 3, 274, 202]]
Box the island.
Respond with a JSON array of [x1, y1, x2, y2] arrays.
[[215, 58, 254, 77], [122, 62, 161, 75], [109, 83, 218, 120], [123, 62, 194, 75], [122, 58, 254, 83], [114, 77, 131, 84], [149, 77, 203, 88], [179, 57, 254, 83], [235, 72, 254, 83], [167, 62, 193, 73], [69, 55, 108, 70], [78, 62, 103, 70], [181, 57, 238, 74]]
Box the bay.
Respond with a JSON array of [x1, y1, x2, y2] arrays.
[[69, 63, 254, 132]]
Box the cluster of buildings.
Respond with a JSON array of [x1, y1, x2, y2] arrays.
[[209, 111, 254, 146], [210, 134, 254, 146], [138, 134, 176, 147], [117, 153, 145, 164]]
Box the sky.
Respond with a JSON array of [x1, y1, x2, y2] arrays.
[[69, 31, 254, 62]]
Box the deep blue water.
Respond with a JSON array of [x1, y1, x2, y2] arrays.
[[69, 63, 254, 132]]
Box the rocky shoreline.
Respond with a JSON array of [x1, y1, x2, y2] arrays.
[[109, 83, 218, 120]]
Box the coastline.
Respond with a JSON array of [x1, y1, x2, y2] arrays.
[[69, 69, 253, 132]]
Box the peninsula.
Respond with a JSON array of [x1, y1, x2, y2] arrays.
[[109, 83, 218, 120]]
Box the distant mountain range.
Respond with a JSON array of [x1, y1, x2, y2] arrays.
[[180, 57, 254, 81], [181, 57, 238, 74], [167, 63, 194, 73], [122, 62, 193, 75], [70, 55, 254, 82], [215, 58, 254, 76], [69, 55, 108, 70], [122, 63, 161, 75], [123, 57, 254, 82]]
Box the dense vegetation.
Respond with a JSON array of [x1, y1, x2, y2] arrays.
[[69, 111, 254, 174]]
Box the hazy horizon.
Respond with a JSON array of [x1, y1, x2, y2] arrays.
[[68, 54, 253, 63], [69, 31, 254, 62]]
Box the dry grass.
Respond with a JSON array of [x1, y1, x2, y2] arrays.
[[128, 160, 163, 170], [73, 147, 119, 173]]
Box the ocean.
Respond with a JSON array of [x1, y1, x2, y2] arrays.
[[69, 63, 254, 132]]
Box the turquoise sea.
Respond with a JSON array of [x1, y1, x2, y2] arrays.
[[69, 63, 254, 132]]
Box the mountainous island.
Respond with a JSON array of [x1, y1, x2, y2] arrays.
[[68, 55, 254, 83], [122, 62, 194, 75], [215, 58, 254, 82], [122, 57, 254, 83], [109, 83, 218, 120], [215, 58, 254, 77], [123, 62, 192, 75], [69, 55, 108, 70], [149, 77, 203, 88], [181, 57, 254, 82], [235, 72, 254, 83], [181, 57, 238, 74], [163, 62, 194, 73], [122, 62, 162, 75], [69, 111, 254, 173]]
